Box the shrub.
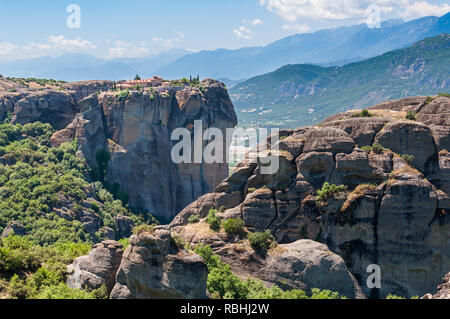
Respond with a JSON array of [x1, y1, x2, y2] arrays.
[[437, 92, 450, 98], [425, 96, 434, 104], [35, 283, 97, 299], [194, 245, 345, 299], [372, 143, 384, 154], [316, 182, 348, 204], [132, 224, 154, 235], [401, 154, 415, 166], [353, 109, 372, 118], [223, 218, 246, 237], [206, 209, 221, 232], [117, 90, 129, 101], [247, 230, 275, 252], [194, 244, 248, 299], [188, 214, 200, 224], [118, 238, 130, 249], [311, 288, 346, 299], [360, 145, 373, 153], [172, 235, 186, 249], [405, 111, 416, 121]]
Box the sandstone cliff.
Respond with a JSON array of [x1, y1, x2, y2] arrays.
[[50, 79, 237, 221], [0, 77, 113, 130], [171, 96, 450, 298], [67, 229, 208, 299]]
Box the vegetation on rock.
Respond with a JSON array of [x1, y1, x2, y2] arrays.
[[194, 245, 346, 299], [0, 122, 149, 299], [206, 209, 222, 232], [247, 230, 276, 253], [316, 183, 348, 205]]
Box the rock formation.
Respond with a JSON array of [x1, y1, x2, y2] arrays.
[[110, 227, 208, 299], [0, 77, 113, 130], [1, 221, 26, 238], [422, 272, 450, 299], [171, 217, 363, 298], [171, 96, 450, 298], [67, 228, 209, 299], [67, 240, 124, 294], [51, 79, 237, 221]]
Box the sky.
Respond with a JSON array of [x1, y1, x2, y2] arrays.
[[0, 0, 449, 61]]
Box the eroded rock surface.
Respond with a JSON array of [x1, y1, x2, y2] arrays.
[[110, 227, 208, 299], [171, 96, 450, 298], [67, 240, 124, 293], [422, 272, 450, 299], [51, 79, 237, 221]]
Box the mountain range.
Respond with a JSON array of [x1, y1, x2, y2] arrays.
[[0, 49, 189, 82], [230, 34, 450, 128], [158, 13, 450, 80], [0, 13, 448, 82]]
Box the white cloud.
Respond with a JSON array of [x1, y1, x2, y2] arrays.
[[233, 26, 253, 40], [282, 23, 311, 33], [153, 32, 185, 48], [0, 35, 96, 60], [107, 40, 150, 58], [0, 42, 18, 56], [47, 35, 96, 50], [259, 0, 450, 22], [22, 35, 96, 51], [401, 1, 450, 18], [250, 18, 264, 25]]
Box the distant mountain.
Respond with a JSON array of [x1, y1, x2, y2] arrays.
[[230, 34, 450, 128], [158, 13, 450, 80], [0, 49, 189, 82]]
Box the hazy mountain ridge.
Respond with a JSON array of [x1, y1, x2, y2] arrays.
[[230, 34, 450, 128], [0, 50, 190, 82], [157, 13, 450, 80], [0, 13, 448, 83]]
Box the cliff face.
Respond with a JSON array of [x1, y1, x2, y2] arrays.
[[0, 77, 113, 130], [171, 96, 450, 298], [51, 79, 237, 221], [66, 230, 209, 299]]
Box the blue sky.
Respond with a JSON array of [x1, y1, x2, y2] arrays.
[[0, 0, 449, 60]]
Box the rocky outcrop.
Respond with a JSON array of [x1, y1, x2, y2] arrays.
[[171, 96, 450, 298], [1, 221, 26, 238], [51, 79, 237, 221], [114, 215, 134, 239], [0, 78, 114, 130], [259, 240, 363, 298], [422, 272, 450, 299], [52, 193, 103, 237], [67, 240, 124, 293], [171, 219, 363, 298], [110, 227, 208, 299]]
